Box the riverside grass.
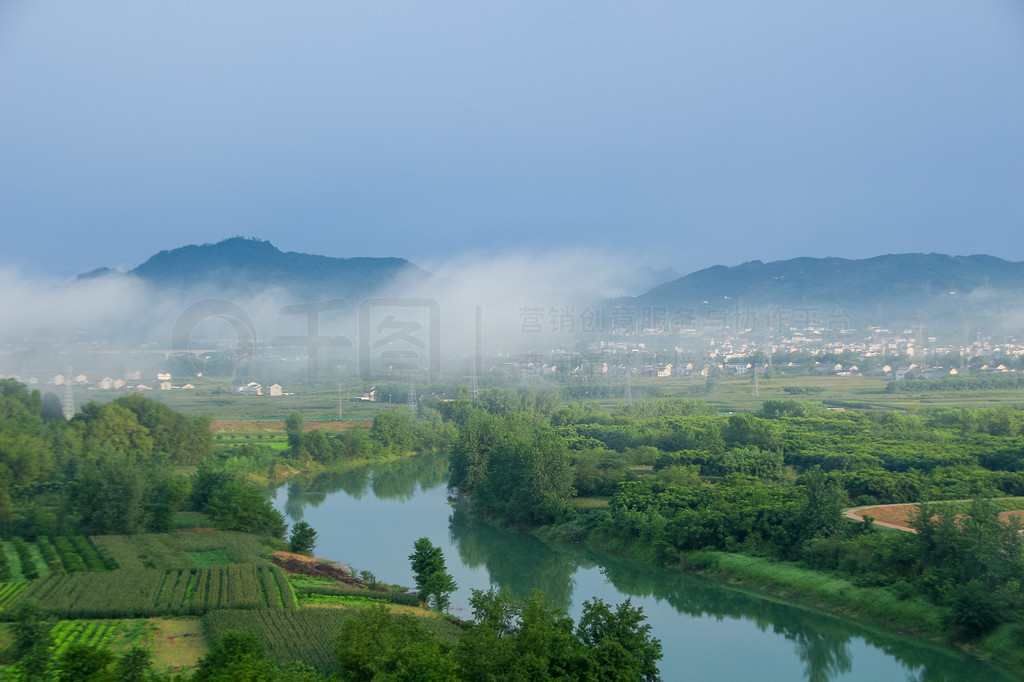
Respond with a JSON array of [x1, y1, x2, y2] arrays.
[[544, 519, 1024, 675], [696, 552, 945, 636], [688, 551, 1024, 674]]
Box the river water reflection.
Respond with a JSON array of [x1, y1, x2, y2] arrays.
[[272, 452, 1017, 681]]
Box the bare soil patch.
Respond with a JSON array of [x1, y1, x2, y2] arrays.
[[853, 504, 919, 530], [847, 503, 1024, 533], [999, 511, 1024, 525], [271, 552, 361, 584]]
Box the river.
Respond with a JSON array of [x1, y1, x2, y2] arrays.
[[272, 452, 1017, 681]]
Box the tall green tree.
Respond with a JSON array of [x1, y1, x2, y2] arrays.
[[11, 601, 54, 682], [370, 409, 415, 453], [289, 521, 318, 554], [409, 537, 456, 611], [448, 409, 504, 494], [284, 412, 304, 453], [475, 414, 574, 525]]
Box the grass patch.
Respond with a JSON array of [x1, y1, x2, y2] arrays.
[[184, 550, 232, 567], [703, 552, 945, 637], [170, 512, 212, 530], [148, 617, 207, 673]]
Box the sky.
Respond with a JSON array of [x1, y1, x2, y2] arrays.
[[1, 1, 1023, 280]]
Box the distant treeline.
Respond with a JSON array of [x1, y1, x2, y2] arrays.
[[886, 374, 1024, 393]]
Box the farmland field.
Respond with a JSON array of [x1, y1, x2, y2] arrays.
[[92, 531, 273, 571], [1, 564, 293, 619], [610, 373, 1024, 413], [202, 607, 462, 675]]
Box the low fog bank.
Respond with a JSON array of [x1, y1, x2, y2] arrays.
[[0, 251, 630, 382], [2, 251, 1022, 387]]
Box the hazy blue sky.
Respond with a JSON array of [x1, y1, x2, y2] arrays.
[[1, 1, 1022, 279]]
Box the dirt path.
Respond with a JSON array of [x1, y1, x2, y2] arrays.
[[843, 503, 921, 533], [844, 500, 1024, 533]]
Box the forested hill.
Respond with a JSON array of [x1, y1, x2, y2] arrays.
[[82, 237, 432, 299], [631, 254, 1024, 327]]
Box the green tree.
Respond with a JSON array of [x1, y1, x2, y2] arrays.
[[78, 402, 154, 462], [476, 414, 575, 525], [370, 409, 415, 453], [204, 482, 287, 537], [284, 412, 304, 453], [335, 602, 457, 680], [58, 641, 115, 681], [11, 600, 54, 681], [408, 537, 456, 611], [576, 598, 662, 681], [74, 456, 150, 534], [300, 429, 334, 464], [448, 409, 504, 493], [193, 631, 278, 681], [115, 646, 154, 682], [289, 521, 318, 554]]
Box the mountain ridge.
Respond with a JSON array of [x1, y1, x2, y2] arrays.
[[80, 236, 431, 300], [636, 253, 1024, 304]]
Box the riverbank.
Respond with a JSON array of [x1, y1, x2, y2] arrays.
[[241, 449, 427, 487], [535, 518, 1024, 678]]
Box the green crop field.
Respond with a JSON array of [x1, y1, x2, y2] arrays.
[[202, 607, 462, 675], [604, 373, 1024, 414], [92, 531, 272, 572], [1, 564, 293, 620]]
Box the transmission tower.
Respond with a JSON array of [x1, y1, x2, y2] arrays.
[[61, 365, 75, 420], [407, 382, 418, 411]]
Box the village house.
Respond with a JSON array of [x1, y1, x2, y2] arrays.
[[237, 382, 262, 396]]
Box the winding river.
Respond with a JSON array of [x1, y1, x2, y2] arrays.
[[272, 452, 1018, 681]]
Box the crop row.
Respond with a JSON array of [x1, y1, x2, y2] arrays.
[[291, 584, 420, 607], [0, 536, 115, 580], [0, 564, 293, 619], [203, 608, 354, 674], [50, 619, 130, 658], [0, 581, 29, 611], [36, 536, 62, 572], [50, 535, 115, 573], [11, 538, 39, 580], [0, 543, 10, 581]]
